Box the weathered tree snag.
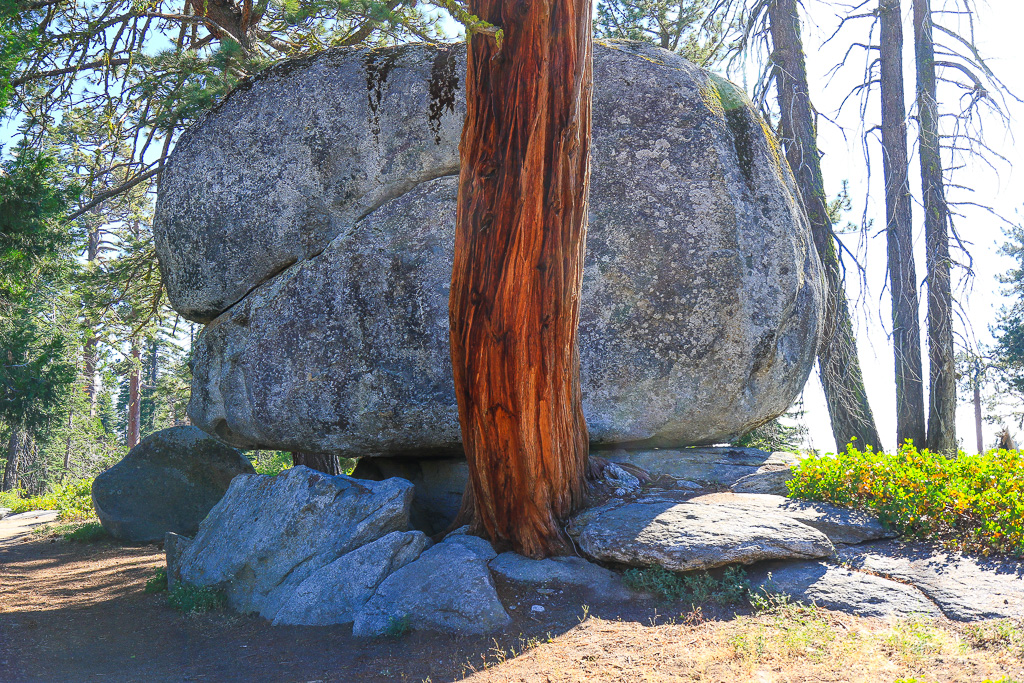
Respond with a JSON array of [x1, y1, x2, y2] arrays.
[[291, 451, 343, 475], [768, 0, 882, 452], [449, 0, 592, 558], [914, 0, 956, 454], [879, 0, 926, 448]]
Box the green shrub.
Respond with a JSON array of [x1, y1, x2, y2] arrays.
[[788, 443, 1024, 556], [0, 478, 94, 520], [145, 567, 168, 593], [62, 521, 107, 542], [384, 614, 413, 638], [167, 583, 226, 613], [623, 566, 749, 604]]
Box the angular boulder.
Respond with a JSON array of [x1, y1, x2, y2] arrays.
[[272, 530, 429, 626], [604, 447, 799, 489], [91, 426, 254, 542], [175, 466, 414, 617], [568, 496, 834, 571], [489, 552, 631, 601], [155, 41, 823, 456], [352, 538, 510, 636]]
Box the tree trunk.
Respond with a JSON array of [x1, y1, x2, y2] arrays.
[[449, 0, 592, 558], [913, 0, 956, 454], [879, 0, 926, 448], [62, 408, 74, 479], [127, 341, 141, 448], [291, 451, 342, 475], [768, 0, 882, 453], [84, 228, 100, 416], [973, 381, 983, 454], [3, 428, 25, 492]]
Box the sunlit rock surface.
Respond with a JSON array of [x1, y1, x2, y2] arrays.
[[155, 41, 823, 457]]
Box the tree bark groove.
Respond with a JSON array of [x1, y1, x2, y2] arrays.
[[449, 0, 592, 558], [768, 0, 882, 452]]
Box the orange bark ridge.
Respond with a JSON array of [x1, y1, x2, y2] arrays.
[[449, 0, 593, 559]]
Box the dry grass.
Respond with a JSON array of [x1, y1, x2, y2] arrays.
[[462, 603, 1024, 682]]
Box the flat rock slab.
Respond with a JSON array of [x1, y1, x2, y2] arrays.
[[489, 552, 631, 600], [604, 448, 797, 488], [568, 497, 833, 572], [838, 541, 1024, 621], [688, 493, 895, 545], [176, 466, 414, 618], [353, 539, 510, 636], [751, 561, 941, 619]]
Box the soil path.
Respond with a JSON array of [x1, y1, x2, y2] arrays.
[[0, 518, 1021, 683]]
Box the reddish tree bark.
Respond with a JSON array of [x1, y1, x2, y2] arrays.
[[449, 0, 593, 558]]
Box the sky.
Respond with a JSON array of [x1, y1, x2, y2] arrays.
[[791, 0, 1024, 452]]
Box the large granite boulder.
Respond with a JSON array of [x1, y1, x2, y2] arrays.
[[91, 426, 254, 542], [175, 466, 414, 618], [155, 41, 823, 456]]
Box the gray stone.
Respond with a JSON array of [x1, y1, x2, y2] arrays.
[[271, 530, 429, 625], [838, 541, 1024, 621], [2, 510, 58, 524], [751, 561, 941, 618], [688, 492, 895, 545], [0, 508, 10, 520], [164, 531, 193, 591], [731, 467, 793, 495], [443, 533, 497, 562], [352, 539, 510, 636], [604, 448, 798, 488], [160, 41, 824, 457], [352, 457, 468, 534], [176, 466, 414, 617], [489, 552, 630, 600], [568, 497, 833, 571], [91, 426, 254, 542]]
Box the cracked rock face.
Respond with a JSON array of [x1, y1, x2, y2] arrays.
[[175, 466, 414, 617], [155, 41, 823, 456]]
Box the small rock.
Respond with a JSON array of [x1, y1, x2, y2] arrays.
[[689, 493, 895, 545], [352, 540, 510, 636], [838, 541, 1024, 621], [176, 466, 414, 617], [0, 508, 11, 520], [92, 426, 254, 542], [731, 467, 793, 496], [489, 552, 631, 600], [568, 497, 833, 571], [164, 532, 193, 591], [531, 605, 545, 613], [444, 533, 497, 562], [604, 464, 641, 493], [751, 561, 941, 618], [271, 531, 429, 625]]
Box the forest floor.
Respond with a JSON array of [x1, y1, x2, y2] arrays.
[[1, 514, 1022, 683]]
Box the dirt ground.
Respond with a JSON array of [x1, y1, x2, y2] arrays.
[[1, 515, 1022, 683]]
